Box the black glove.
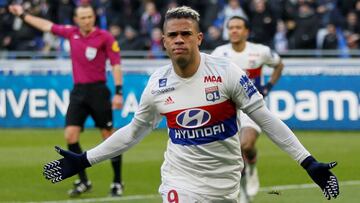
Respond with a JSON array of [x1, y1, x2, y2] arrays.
[[259, 82, 273, 97], [301, 156, 339, 200], [43, 146, 91, 183]]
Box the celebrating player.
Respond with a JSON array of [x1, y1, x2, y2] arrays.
[[212, 16, 284, 202], [43, 6, 339, 202]]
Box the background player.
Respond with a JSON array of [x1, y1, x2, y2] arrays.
[[8, 4, 124, 197], [212, 15, 284, 202], [43, 6, 338, 203]]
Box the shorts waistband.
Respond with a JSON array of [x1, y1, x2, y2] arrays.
[[74, 81, 106, 87]]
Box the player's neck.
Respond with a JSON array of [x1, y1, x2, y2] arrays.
[[231, 41, 246, 52], [173, 52, 201, 78]]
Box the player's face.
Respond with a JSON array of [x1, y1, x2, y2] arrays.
[[228, 19, 249, 44], [163, 18, 203, 68], [74, 7, 96, 34]]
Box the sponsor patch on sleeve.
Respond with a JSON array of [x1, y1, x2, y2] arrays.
[[239, 75, 257, 98], [112, 41, 120, 52]]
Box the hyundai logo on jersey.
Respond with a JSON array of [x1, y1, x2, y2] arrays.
[[176, 108, 211, 129], [159, 78, 167, 87], [239, 75, 257, 98], [165, 100, 238, 145]]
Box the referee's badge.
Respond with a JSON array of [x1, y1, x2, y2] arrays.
[[85, 47, 97, 61]]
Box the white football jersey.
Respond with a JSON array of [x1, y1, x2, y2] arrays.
[[134, 53, 264, 196], [212, 42, 281, 88]]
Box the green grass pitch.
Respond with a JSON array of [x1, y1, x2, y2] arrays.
[[0, 129, 359, 202]]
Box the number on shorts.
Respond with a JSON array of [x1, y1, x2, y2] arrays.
[[167, 189, 179, 203]]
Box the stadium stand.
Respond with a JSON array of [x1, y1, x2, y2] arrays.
[[0, 0, 359, 58]]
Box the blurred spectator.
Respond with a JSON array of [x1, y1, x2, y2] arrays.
[[201, 25, 226, 50], [109, 24, 124, 42], [337, 0, 358, 18], [343, 11, 360, 49], [316, 0, 342, 28], [119, 25, 145, 50], [147, 27, 164, 58], [1, 0, 359, 53], [199, 0, 219, 32], [9, 1, 44, 51], [248, 0, 277, 48], [215, 0, 248, 40], [356, 0, 360, 19], [274, 20, 288, 53], [57, 0, 75, 24], [322, 23, 338, 49], [112, 0, 141, 30], [0, 6, 13, 50], [140, 1, 161, 37], [289, 3, 319, 49]]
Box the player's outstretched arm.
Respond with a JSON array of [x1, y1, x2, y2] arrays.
[[43, 119, 153, 183], [247, 105, 339, 200], [301, 156, 339, 200], [8, 4, 53, 32], [43, 146, 91, 183]]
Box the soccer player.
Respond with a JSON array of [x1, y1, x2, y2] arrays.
[[8, 4, 124, 197], [212, 16, 284, 202], [43, 6, 339, 202]]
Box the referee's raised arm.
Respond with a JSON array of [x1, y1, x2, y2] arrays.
[[8, 4, 53, 33]]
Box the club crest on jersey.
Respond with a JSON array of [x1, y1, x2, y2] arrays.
[[239, 75, 257, 98], [159, 78, 167, 87], [204, 76, 222, 83], [176, 108, 211, 129], [85, 47, 97, 61], [205, 86, 220, 102]]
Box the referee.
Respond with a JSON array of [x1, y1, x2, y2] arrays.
[[9, 4, 124, 197]]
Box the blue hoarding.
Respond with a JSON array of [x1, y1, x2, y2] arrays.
[[0, 72, 165, 128], [0, 60, 359, 130]]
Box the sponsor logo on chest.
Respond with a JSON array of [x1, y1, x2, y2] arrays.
[[204, 76, 222, 83]]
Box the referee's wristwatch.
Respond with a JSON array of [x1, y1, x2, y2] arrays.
[[19, 12, 28, 20], [115, 85, 123, 95]]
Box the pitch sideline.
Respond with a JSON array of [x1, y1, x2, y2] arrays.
[[24, 180, 360, 203]]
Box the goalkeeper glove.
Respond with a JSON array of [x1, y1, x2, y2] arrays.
[[259, 82, 273, 97], [301, 156, 339, 200], [43, 146, 91, 183]]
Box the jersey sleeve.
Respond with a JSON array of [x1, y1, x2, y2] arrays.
[[104, 32, 121, 65], [225, 62, 265, 114], [247, 106, 311, 163], [262, 46, 281, 67], [133, 79, 162, 128], [51, 24, 74, 39]]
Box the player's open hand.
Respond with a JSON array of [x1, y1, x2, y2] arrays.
[[43, 146, 91, 183], [8, 4, 24, 16], [301, 156, 339, 200]]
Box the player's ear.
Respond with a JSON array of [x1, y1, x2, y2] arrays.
[[197, 32, 203, 47], [162, 35, 168, 50]]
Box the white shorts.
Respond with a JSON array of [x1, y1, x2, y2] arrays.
[[237, 110, 261, 133], [159, 184, 240, 203]]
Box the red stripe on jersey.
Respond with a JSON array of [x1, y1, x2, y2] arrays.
[[246, 67, 262, 79], [163, 100, 236, 128]]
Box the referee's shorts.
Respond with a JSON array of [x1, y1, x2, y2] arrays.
[[65, 82, 113, 130]]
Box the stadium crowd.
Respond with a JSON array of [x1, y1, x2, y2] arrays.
[[0, 0, 359, 56]]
